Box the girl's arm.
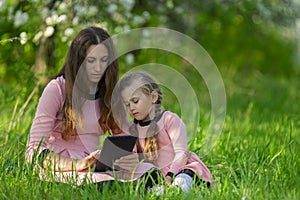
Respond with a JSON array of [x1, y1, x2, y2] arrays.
[[111, 122, 140, 172], [114, 153, 139, 172], [165, 113, 189, 175]]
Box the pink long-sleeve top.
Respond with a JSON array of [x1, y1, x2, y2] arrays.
[[26, 76, 112, 162], [135, 111, 212, 182]]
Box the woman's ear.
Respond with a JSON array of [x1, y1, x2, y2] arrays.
[[151, 90, 159, 103]]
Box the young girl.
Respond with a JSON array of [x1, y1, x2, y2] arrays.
[[116, 72, 213, 193]]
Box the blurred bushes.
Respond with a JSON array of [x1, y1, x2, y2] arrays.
[[0, 0, 299, 88]]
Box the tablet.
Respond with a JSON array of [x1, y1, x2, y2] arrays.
[[94, 135, 137, 172]]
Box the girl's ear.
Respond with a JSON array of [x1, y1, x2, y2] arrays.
[[151, 90, 159, 103]]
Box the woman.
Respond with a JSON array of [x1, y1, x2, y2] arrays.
[[25, 26, 157, 187]]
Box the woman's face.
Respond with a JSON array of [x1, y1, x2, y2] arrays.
[[85, 44, 109, 84]]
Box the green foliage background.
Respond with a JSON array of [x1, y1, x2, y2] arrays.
[[1, 0, 299, 85], [1, 0, 300, 199]]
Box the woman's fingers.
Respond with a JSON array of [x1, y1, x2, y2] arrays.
[[76, 150, 101, 171], [90, 150, 101, 159], [88, 150, 101, 159], [88, 150, 101, 165], [85, 150, 101, 164]]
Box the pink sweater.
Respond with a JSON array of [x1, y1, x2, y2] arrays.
[[26, 76, 105, 162], [134, 111, 212, 182]]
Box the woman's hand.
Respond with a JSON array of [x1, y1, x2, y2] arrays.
[[114, 153, 139, 171], [43, 150, 101, 172], [76, 150, 101, 171]]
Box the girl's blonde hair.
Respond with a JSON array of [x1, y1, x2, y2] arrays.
[[118, 72, 163, 161]]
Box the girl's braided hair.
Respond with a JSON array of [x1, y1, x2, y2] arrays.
[[118, 72, 162, 161]]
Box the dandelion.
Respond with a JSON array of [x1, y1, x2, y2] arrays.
[[33, 31, 43, 43], [72, 16, 79, 26], [64, 28, 74, 37], [45, 13, 58, 26], [214, 123, 221, 131], [142, 29, 150, 37], [59, 2, 67, 11], [14, 10, 29, 27], [175, 7, 184, 14], [0, 0, 6, 11], [120, 0, 134, 11], [123, 25, 130, 32], [141, 29, 151, 47], [41, 8, 49, 18], [88, 6, 98, 16], [107, 4, 117, 13], [114, 26, 123, 33], [51, 13, 58, 23], [125, 53, 134, 65], [56, 14, 67, 24], [166, 1, 174, 9], [132, 15, 145, 26], [44, 26, 55, 38], [45, 17, 53, 25], [142, 11, 150, 19], [20, 32, 27, 45], [61, 36, 68, 42], [74, 4, 86, 16]]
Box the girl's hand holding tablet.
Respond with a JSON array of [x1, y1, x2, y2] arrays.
[[114, 153, 139, 172]]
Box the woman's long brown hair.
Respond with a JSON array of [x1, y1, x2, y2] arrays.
[[54, 26, 120, 139]]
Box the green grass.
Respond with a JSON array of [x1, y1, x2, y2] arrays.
[[0, 69, 299, 199]]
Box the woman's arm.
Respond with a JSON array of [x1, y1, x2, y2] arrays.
[[25, 79, 63, 163], [42, 150, 101, 172], [27, 78, 102, 172]]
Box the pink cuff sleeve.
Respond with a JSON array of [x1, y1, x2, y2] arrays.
[[25, 79, 63, 163], [165, 113, 189, 174]]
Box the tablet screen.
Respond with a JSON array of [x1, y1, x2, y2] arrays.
[[94, 135, 137, 172]]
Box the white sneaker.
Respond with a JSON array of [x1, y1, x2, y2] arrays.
[[151, 185, 165, 196], [172, 173, 193, 193]]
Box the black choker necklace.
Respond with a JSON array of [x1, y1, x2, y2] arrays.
[[133, 110, 166, 126], [133, 119, 151, 126]]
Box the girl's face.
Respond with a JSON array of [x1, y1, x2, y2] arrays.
[[121, 87, 158, 122], [85, 44, 109, 84]]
